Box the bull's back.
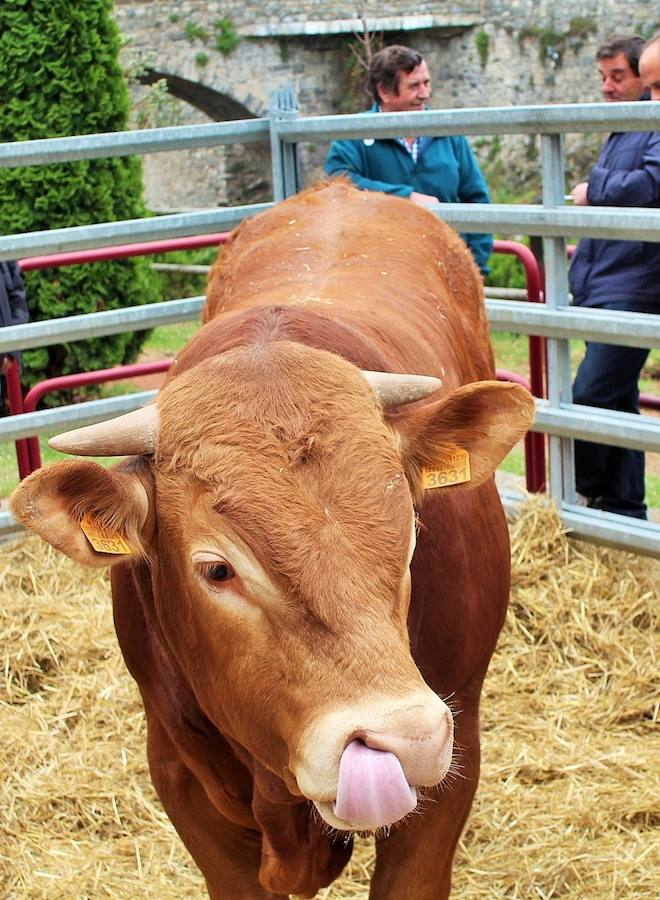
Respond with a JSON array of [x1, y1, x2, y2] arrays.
[[204, 181, 494, 385]]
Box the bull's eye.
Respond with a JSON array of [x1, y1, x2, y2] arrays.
[[198, 561, 234, 584]]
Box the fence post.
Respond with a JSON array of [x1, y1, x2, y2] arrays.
[[269, 89, 301, 201], [540, 133, 574, 506]]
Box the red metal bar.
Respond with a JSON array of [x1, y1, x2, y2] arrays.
[[492, 240, 547, 493], [19, 232, 230, 271], [640, 393, 660, 411], [4, 360, 32, 479], [496, 369, 540, 487], [496, 369, 531, 389], [24, 360, 172, 469], [492, 240, 543, 302]]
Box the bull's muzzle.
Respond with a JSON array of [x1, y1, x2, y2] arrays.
[[293, 691, 454, 832]]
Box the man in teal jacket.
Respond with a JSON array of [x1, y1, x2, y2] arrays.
[[325, 44, 493, 275]]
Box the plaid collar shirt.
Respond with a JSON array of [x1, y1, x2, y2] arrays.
[[398, 136, 420, 163], [377, 106, 420, 162]]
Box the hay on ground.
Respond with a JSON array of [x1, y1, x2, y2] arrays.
[[1, 496, 658, 898]]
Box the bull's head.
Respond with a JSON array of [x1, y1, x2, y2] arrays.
[[10, 340, 534, 832]]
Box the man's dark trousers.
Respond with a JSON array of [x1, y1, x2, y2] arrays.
[[572, 340, 650, 519]]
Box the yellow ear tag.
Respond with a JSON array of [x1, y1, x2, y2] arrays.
[[80, 512, 132, 555], [422, 448, 471, 489]]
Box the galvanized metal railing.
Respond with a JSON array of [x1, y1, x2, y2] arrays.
[[7, 236, 545, 483], [1, 97, 659, 555], [271, 98, 660, 556]]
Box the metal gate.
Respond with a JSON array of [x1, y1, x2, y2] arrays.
[[1, 93, 659, 555]]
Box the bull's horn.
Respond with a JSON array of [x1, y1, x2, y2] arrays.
[[48, 404, 159, 457], [362, 371, 442, 406]]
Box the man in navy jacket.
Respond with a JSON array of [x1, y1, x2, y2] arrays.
[[324, 45, 493, 275], [569, 34, 660, 519]]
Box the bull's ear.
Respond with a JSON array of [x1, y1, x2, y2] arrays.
[[9, 459, 152, 568], [386, 381, 535, 496]]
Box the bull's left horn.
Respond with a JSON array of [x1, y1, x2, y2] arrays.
[[362, 371, 442, 406], [48, 403, 159, 457]]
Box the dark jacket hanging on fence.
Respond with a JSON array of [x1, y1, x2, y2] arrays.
[[0, 260, 29, 371]]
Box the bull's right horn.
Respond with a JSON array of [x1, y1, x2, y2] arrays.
[[362, 371, 442, 407], [48, 403, 159, 457]]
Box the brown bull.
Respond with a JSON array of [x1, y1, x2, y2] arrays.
[[11, 181, 534, 899]]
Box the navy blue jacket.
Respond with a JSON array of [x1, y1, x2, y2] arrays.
[[325, 107, 493, 274], [569, 120, 660, 310], [0, 260, 29, 370]]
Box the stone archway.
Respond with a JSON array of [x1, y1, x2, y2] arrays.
[[138, 69, 272, 207], [139, 69, 256, 122]]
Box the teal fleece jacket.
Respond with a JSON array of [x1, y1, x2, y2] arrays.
[[325, 110, 493, 274]]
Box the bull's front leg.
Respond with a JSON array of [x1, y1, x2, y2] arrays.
[[369, 703, 481, 900], [145, 710, 286, 900]]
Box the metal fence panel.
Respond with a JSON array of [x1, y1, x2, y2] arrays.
[[1, 100, 660, 555]]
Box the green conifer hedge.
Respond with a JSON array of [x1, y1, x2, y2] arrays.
[[0, 0, 159, 394]]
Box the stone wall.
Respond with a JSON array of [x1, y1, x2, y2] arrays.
[[114, 0, 659, 207]]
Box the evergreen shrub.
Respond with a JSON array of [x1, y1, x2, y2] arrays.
[[0, 0, 160, 396], [485, 252, 528, 291]]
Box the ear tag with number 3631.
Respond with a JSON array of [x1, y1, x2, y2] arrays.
[[422, 448, 471, 489], [80, 512, 132, 555]]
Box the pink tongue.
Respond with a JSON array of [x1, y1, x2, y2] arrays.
[[333, 739, 417, 829]]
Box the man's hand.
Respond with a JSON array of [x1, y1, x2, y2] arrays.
[[410, 191, 439, 208], [571, 182, 590, 206]]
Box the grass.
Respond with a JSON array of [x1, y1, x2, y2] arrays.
[[492, 330, 660, 395], [143, 320, 200, 355]]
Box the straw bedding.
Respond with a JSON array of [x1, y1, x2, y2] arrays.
[[1, 496, 658, 898]]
